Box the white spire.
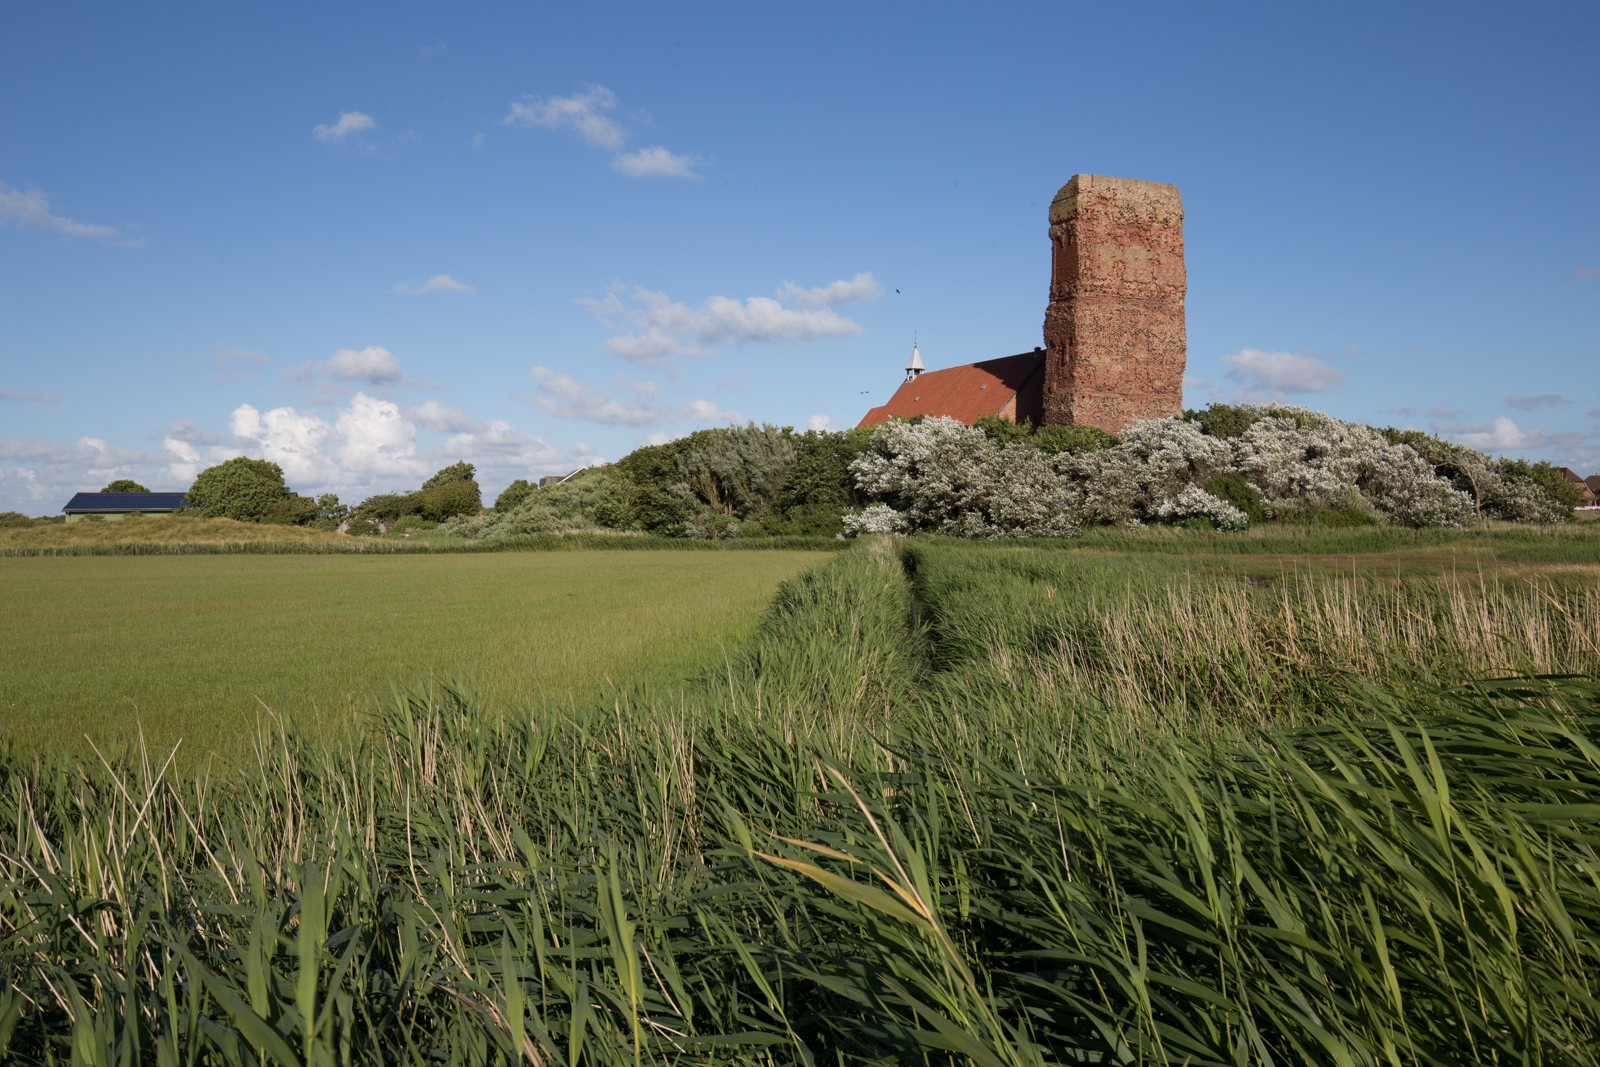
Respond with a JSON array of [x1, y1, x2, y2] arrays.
[[905, 339, 924, 382]]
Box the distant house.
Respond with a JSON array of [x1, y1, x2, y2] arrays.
[[1559, 467, 1596, 505], [539, 469, 585, 488], [858, 346, 1046, 428], [62, 492, 188, 522], [1587, 474, 1600, 500]]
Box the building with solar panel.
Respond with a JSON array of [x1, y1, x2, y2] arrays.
[[62, 492, 189, 521]]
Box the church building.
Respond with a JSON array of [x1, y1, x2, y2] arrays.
[[857, 174, 1187, 435]]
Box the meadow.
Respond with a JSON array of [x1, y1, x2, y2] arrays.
[[0, 549, 826, 754], [2, 528, 1598, 1065]]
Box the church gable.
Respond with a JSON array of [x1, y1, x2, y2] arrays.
[[857, 350, 1044, 428]]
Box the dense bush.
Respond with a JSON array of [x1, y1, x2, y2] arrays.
[[973, 414, 1119, 454], [494, 478, 534, 511], [185, 457, 308, 523], [100, 478, 150, 492]]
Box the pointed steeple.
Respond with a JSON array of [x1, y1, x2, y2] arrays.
[[905, 338, 924, 382]]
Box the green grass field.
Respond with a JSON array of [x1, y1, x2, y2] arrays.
[[0, 549, 823, 755]]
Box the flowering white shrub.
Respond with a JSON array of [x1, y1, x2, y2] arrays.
[[1055, 418, 1233, 525], [841, 503, 910, 536], [848, 418, 1079, 538], [1485, 478, 1568, 525], [1153, 485, 1250, 531], [844, 407, 1484, 539], [1229, 409, 1473, 528]]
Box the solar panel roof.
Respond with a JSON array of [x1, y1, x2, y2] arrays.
[[62, 492, 190, 512]]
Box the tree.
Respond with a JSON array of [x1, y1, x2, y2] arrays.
[[422, 462, 476, 489], [310, 493, 350, 531], [416, 479, 481, 521], [185, 457, 305, 523], [495, 479, 534, 511], [101, 479, 150, 493]]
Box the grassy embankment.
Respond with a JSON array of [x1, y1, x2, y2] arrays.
[[2, 528, 1598, 1064], [0, 514, 839, 555], [0, 550, 826, 754]]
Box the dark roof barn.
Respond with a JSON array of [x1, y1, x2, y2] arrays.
[[63, 492, 189, 514]]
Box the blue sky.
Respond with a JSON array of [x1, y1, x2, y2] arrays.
[[2, 0, 1596, 511]]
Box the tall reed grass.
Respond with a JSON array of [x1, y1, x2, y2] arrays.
[[2, 537, 1596, 1064]]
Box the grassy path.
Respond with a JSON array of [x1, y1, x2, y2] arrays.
[[0, 549, 822, 754]]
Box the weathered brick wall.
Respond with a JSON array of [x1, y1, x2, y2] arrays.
[[1042, 175, 1186, 435]]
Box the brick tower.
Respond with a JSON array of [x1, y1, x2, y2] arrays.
[[1042, 175, 1186, 434]]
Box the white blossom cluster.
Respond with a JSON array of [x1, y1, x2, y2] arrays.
[[1153, 485, 1250, 531], [847, 418, 1079, 538], [842, 407, 1501, 539], [1228, 410, 1475, 527]]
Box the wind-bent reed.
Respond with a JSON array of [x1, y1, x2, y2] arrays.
[[3, 537, 1598, 1065]]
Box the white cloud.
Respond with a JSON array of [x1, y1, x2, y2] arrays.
[[522, 367, 669, 426], [0, 180, 121, 240], [806, 415, 832, 432], [286, 346, 409, 392], [402, 399, 478, 433], [1, 393, 606, 511], [312, 111, 376, 143], [1434, 416, 1587, 452], [502, 86, 625, 149], [610, 146, 704, 179], [395, 274, 473, 295], [777, 273, 883, 309], [0, 436, 175, 508], [327, 346, 404, 383], [1429, 404, 1465, 418], [0, 383, 57, 402], [332, 394, 428, 480], [1506, 394, 1569, 411], [682, 399, 745, 426], [1221, 348, 1345, 402], [577, 276, 873, 367]]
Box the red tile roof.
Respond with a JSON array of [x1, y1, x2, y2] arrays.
[[858, 351, 1044, 428]]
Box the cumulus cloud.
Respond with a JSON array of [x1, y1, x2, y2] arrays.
[[522, 367, 667, 426], [0, 383, 57, 402], [577, 275, 875, 367], [610, 147, 705, 179], [1, 393, 603, 512], [1346, 344, 1363, 356], [327, 347, 404, 383], [1181, 374, 1224, 402], [1221, 348, 1345, 402], [806, 415, 832, 431], [1433, 416, 1587, 452], [0, 180, 122, 240], [312, 111, 376, 143], [518, 367, 746, 428], [402, 399, 478, 433], [395, 274, 473, 295], [0, 436, 173, 507], [1429, 404, 1465, 418], [284, 347, 432, 399], [502, 86, 625, 149], [1506, 394, 1569, 411], [681, 399, 745, 426], [776, 273, 883, 309], [1571, 267, 1600, 283], [503, 85, 708, 181]]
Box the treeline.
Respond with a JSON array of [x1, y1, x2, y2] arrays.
[[20, 404, 1584, 539]]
